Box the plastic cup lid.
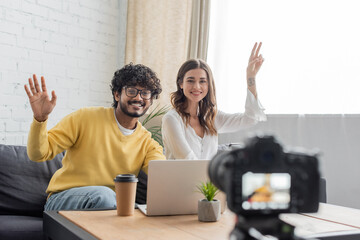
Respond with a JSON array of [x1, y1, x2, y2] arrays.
[[114, 174, 138, 183]]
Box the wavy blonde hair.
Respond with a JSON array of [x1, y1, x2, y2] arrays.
[[171, 59, 217, 135]]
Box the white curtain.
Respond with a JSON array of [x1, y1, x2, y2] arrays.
[[209, 0, 360, 210], [187, 0, 211, 60], [208, 0, 360, 114], [125, 0, 193, 108]]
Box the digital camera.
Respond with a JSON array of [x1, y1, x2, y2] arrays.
[[209, 135, 320, 217]]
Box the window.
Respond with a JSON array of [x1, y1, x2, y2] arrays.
[[208, 0, 360, 114]]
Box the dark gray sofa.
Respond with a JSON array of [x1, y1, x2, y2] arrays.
[[0, 144, 63, 240], [0, 144, 148, 240]]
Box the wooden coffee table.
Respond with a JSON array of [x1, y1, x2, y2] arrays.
[[43, 203, 360, 240]]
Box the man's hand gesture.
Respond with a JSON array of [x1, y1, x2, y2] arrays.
[[24, 74, 57, 122]]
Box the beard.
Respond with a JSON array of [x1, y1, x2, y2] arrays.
[[119, 100, 150, 118]]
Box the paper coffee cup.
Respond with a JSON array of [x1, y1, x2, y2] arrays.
[[114, 174, 138, 216]]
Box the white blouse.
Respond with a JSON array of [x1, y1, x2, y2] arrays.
[[161, 89, 266, 160]]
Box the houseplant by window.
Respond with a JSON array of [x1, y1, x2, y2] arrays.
[[196, 181, 221, 222], [141, 104, 170, 147]]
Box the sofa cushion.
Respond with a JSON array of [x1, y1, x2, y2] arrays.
[[0, 215, 45, 240], [0, 144, 63, 217]]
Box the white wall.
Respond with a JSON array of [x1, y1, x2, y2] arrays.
[[0, 0, 120, 145], [218, 115, 360, 210]]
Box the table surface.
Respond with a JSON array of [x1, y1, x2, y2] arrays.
[[49, 203, 360, 240]]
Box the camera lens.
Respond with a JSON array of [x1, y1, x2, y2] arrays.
[[208, 151, 233, 192]]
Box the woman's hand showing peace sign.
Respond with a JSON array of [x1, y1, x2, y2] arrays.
[[246, 42, 264, 98]]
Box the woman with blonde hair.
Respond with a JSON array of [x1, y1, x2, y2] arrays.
[[162, 42, 266, 159]]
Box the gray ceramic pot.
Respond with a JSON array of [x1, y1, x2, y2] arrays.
[[198, 199, 221, 222]]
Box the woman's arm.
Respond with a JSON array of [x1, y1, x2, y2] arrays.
[[246, 42, 264, 99], [216, 42, 266, 133], [215, 89, 266, 133]]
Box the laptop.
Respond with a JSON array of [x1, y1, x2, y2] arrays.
[[137, 159, 226, 216]]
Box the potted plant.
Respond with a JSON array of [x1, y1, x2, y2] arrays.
[[141, 104, 170, 147], [196, 181, 221, 222]]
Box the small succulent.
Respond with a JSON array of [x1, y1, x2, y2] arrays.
[[196, 181, 219, 201]]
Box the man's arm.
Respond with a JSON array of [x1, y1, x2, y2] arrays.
[[24, 74, 62, 162], [141, 137, 166, 174]]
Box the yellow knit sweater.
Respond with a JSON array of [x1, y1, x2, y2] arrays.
[[27, 107, 165, 194]]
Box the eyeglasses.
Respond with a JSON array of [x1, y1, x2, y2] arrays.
[[123, 86, 152, 100]]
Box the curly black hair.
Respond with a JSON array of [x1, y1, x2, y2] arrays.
[[110, 63, 162, 108]]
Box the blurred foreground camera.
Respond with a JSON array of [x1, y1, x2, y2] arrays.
[[209, 135, 321, 240]]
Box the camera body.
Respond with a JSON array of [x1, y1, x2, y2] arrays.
[[209, 135, 320, 217]]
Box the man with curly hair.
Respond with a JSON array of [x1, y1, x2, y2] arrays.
[[24, 63, 165, 211]]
